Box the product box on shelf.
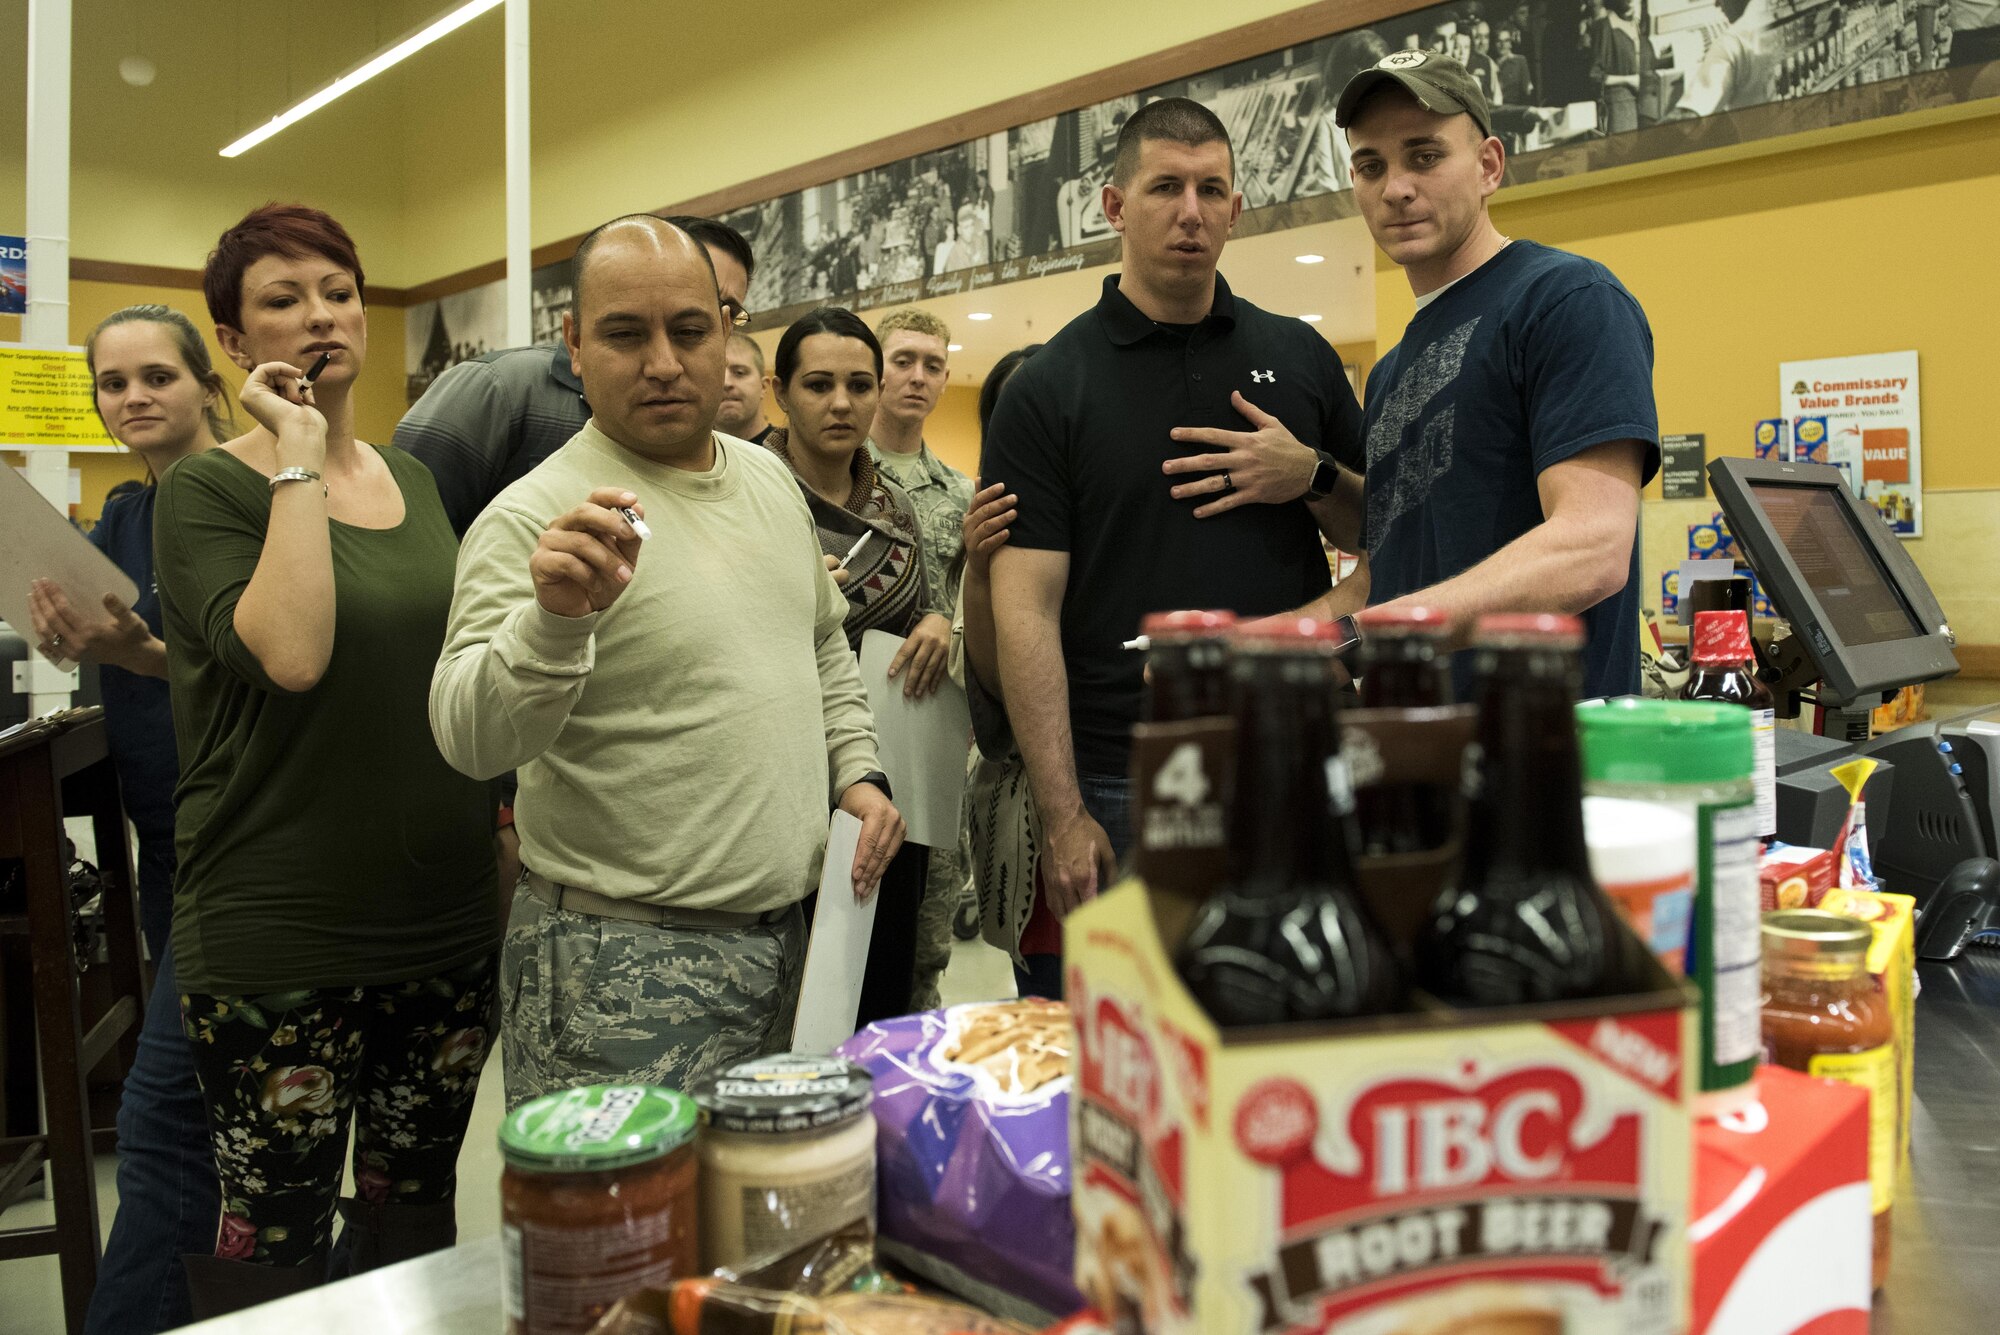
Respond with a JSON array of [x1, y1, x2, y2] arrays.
[[1792, 417, 1830, 465], [1068, 709, 1697, 1335], [1753, 419, 1789, 461], [1691, 1065, 1870, 1334], [1686, 520, 1732, 562]]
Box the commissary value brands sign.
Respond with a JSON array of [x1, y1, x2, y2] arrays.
[[1780, 351, 1922, 538]]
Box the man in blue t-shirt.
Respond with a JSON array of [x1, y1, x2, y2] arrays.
[[1320, 50, 1660, 697]]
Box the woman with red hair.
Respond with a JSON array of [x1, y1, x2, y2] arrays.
[[153, 204, 500, 1316]]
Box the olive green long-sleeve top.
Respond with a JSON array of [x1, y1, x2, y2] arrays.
[[429, 423, 879, 910], [155, 446, 499, 994]]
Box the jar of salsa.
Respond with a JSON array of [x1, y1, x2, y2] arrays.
[[500, 1083, 701, 1335], [1760, 910, 1894, 1290]]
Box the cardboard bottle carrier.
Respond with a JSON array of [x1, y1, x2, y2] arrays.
[[1069, 706, 1697, 1335]]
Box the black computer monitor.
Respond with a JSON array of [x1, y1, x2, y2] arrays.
[[1707, 456, 1956, 706]]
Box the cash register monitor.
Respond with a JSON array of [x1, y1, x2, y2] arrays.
[[1707, 456, 1956, 706]]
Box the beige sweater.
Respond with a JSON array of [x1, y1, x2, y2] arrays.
[[430, 422, 879, 909]]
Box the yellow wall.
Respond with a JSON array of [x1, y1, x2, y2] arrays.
[[1368, 111, 2000, 648], [1374, 112, 2000, 493], [3, 280, 407, 521]]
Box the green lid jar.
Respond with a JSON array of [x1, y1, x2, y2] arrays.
[[1576, 697, 1752, 787], [1578, 698, 1761, 1119], [499, 1083, 697, 1172], [499, 1085, 700, 1335]]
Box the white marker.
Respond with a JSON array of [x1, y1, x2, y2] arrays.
[[616, 506, 651, 541], [1122, 635, 1150, 652], [841, 530, 873, 568]]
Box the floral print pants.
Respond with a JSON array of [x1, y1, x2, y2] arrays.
[[181, 953, 498, 1267]]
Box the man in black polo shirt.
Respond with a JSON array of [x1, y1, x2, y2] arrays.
[[982, 98, 1364, 920]]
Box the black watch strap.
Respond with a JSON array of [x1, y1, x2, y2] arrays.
[[852, 770, 893, 800], [1306, 451, 1340, 502]]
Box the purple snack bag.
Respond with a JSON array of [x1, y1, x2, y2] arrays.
[[840, 1002, 1085, 1316]]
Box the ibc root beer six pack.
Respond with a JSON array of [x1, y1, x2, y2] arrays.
[[1071, 612, 1698, 1334]]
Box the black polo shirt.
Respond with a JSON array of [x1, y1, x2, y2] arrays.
[[981, 272, 1364, 778]]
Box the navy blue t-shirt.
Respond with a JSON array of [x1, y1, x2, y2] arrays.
[[88, 486, 178, 838], [1362, 241, 1660, 699]]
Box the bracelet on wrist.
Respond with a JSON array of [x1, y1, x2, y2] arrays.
[[270, 467, 327, 497]]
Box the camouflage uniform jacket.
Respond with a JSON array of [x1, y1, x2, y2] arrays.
[[867, 440, 973, 607]]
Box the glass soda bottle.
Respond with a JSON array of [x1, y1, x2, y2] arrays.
[[1683, 608, 1778, 841], [1414, 614, 1651, 1006], [1354, 605, 1454, 854], [1175, 618, 1408, 1027]]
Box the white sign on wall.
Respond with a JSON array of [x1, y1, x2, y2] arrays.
[[1779, 350, 1921, 538]]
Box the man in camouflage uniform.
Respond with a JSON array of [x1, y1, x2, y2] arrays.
[[432, 216, 904, 1107], [867, 308, 975, 1011]]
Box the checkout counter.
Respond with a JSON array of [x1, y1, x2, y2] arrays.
[[164, 462, 2000, 1333], [1705, 457, 2000, 1329]]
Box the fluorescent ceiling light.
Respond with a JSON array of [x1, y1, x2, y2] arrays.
[[1295, 253, 1326, 264], [947, 343, 963, 352], [967, 312, 993, 321], [220, 0, 504, 158], [1300, 313, 1324, 323]]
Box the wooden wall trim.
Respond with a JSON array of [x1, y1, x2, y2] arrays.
[[68, 257, 410, 306], [70, 258, 205, 290], [1956, 644, 2000, 680], [399, 0, 1406, 305]]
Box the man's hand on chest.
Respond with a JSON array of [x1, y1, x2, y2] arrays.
[[1159, 389, 1322, 519]]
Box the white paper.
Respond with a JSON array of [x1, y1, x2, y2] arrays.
[[791, 810, 878, 1054], [857, 629, 973, 849]]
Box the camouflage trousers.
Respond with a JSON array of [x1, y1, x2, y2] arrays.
[[499, 883, 805, 1110], [908, 842, 970, 1014]]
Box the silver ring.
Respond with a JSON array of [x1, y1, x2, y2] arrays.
[[1220, 471, 1235, 495], [50, 633, 63, 647]]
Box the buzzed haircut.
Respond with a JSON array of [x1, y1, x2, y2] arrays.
[[728, 331, 765, 372], [665, 214, 755, 283], [877, 307, 952, 346], [569, 213, 718, 324], [1112, 96, 1234, 188]]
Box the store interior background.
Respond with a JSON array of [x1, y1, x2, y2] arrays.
[[4, 0, 1997, 711], [2, 0, 1999, 1325]]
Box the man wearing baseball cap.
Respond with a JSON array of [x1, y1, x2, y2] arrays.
[[1319, 50, 1660, 699]]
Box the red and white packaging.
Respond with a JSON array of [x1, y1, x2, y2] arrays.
[[1760, 844, 1840, 911], [1066, 883, 1695, 1335], [1691, 1064, 1871, 1334]]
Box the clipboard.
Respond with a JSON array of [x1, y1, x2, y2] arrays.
[[0, 463, 140, 671]]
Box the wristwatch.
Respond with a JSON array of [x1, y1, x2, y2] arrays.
[[1305, 451, 1340, 502], [851, 771, 893, 800]]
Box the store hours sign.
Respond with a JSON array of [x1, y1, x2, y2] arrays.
[[1780, 350, 1921, 537]]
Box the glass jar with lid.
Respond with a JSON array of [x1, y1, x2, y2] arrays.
[[499, 1083, 700, 1335], [689, 1054, 877, 1270], [1760, 909, 1895, 1290], [1578, 697, 1760, 1116]]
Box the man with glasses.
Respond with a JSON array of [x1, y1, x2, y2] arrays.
[[399, 214, 755, 537]]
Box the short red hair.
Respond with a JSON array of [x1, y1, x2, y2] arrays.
[[203, 203, 366, 330]]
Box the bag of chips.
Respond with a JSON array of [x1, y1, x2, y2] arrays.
[[840, 1002, 1085, 1319]]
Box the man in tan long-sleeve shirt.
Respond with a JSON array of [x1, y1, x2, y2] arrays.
[[431, 216, 905, 1106]]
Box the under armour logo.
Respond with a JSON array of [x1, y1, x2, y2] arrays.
[[1251, 370, 1276, 384]]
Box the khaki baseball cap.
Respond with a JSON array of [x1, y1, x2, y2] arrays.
[[1335, 50, 1494, 141]]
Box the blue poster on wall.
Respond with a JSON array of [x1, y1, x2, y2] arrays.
[[0, 236, 25, 315]]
